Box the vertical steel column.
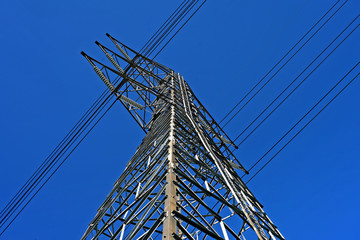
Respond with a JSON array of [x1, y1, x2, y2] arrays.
[[163, 74, 177, 239]]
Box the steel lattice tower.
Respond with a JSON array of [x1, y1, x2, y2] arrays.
[[80, 34, 284, 240]]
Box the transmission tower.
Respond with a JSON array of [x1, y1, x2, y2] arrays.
[[80, 34, 284, 240]]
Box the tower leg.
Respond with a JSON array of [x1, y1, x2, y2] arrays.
[[163, 75, 177, 239]]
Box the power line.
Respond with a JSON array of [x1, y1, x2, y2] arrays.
[[152, 0, 207, 59], [220, 0, 347, 128], [140, 0, 189, 53], [145, 0, 199, 57], [234, 15, 360, 146], [245, 61, 360, 183], [211, 0, 311, 106], [0, 96, 119, 236]]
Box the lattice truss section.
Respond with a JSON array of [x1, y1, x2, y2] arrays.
[[81, 35, 285, 240]]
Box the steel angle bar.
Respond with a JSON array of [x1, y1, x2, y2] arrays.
[[171, 233, 182, 240], [119, 172, 167, 223], [115, 56, 166, 88], [185, 82, 237, 148], [172, 211, 224, 240], [115, 154, 158, 191], [82, 55, 155, 131], [182, 82, 244, 172], [138, 138, 169, 168], [209, 197, 233, 226], [173, 124, 196, 143], [176, 138, 205, 160], [84, 52, 169, 104], [129, 135, 169, 177], [127, 165, 164, 201], [172, 92, 184, 103], [176, 162, 215, 193], [222, 221, 243, 240], [81, 184, 138, 240], [176, 221, 196, 240], [110, 158, 157, 204], [145, 109, 170, 130], [176, 198, 216, 233], [173, 122, 199, 143], [124, 188, 167, 240], [180, 79, 268, 239], [100, 231, 112, 238], [97, 42, 166, 89], [94, 175, 166, 240], [206, 182, 236, 209], [174, 151, 213, 178], [95, 184, 155, 238], [175, 153, 222, 187], [135, 162, 167, 201], [120, 127, 170, 180], [174, 151, 224, 185], [252, 211, 279, 231], [175, 161, 206, 188], [137, 212, 166, 240], [173, 144, 200, 164], [177, 181, 222, 220], [207, 199, 238, 240], [174, 169, 247, 220], [232, 183, 264, 210], [137, 113, 171, 147], [174, 111, 195, 127], [127, 199, 165, 235], [195, 109, 237, 150], [176, 180, 222, 221], [114, 156, 149, 188], [147, 117, 172, 140], [137, 136, 169, 168], [177, 189, 221, 228], [97, 185, 137, 223], [106, 34, 173, 74], [174, 132, 212, 161]]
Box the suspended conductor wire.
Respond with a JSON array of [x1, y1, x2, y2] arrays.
[[140, 0, 189, 53], [151, 0, 207, 59], [245, 61, 360, 183], [234, 15, 360, 146], [211, 0, 311, 107], [144, 0, 199, 57], [0, 96, 119, 237], [220, 0, 347, 128]]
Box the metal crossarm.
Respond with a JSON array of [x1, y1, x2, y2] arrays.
[[81, 36, 284, 240]]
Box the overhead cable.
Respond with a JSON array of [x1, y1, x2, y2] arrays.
[[245, 60, 360, 183], [220, 0, 347, 128], [234, 15, 360, 146]]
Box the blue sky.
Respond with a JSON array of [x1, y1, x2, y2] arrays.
[[0, 0, 359, 239]]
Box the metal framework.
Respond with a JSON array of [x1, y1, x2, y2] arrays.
[[81, 34, 284, 240]]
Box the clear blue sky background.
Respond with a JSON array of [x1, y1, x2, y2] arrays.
[[0, 0, 359, 239]]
